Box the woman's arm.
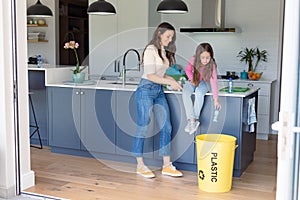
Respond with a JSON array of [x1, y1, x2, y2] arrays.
[[143, 46, 182, 90], [147, 74, 182, 90]]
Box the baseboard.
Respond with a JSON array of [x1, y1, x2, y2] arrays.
[[268, 133, 278, 141], [21, 170, 35, 191], [256, 133, 268, 140], [0, 185, 16, 198], [0, 171, 34, 198], [271, 130, 278, 135]]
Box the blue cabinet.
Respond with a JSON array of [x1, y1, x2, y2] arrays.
[[48, 87, 116, 154], [153, 93, 195, 164], [198, 93, 258, 177], [115, 91, 154, 158], [48, 87, 81, 149], [81, 89, 116, 154]]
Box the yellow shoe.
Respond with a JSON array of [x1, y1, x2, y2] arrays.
[[137, 165, 155, 178], [162, 163, 183, 177]]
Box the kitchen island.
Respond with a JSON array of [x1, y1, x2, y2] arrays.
[[28, 66, 258, 177], [40, 70, 257, 177]]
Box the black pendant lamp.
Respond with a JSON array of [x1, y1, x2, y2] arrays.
[[27, 0, 53, 18], [87, 0, 116, 15], [157, 0, 188, 14]]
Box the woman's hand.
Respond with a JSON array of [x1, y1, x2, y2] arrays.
[[170, 80, 182, 90], [165, 75, 183, 90], [214, 98, 221, 110], [147, 74, 183, 90]]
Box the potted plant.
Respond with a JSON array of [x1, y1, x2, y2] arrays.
[[64, 40, 87, 83], [237, 47, 268, 80]]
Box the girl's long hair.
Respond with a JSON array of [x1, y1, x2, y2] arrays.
[[142, 22, 176, 66], [193, 43, 216, 85]]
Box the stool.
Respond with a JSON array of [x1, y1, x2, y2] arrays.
[[29, 92, 42, 149]]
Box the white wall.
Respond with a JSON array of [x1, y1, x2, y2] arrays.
[[162, 0, 282, 78], [27, 0, 56, 64], [162, 0, 283, 126], [18, 0, 35, 192]]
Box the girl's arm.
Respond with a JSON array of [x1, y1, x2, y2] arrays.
[[210, 63, 221, 110]]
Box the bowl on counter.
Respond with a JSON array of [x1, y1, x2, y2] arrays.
[[248, 72, 263, 81]]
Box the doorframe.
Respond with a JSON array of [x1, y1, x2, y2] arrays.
[[275, 0, 300, 199], [2, 0, 297, 198], [0, 0, 34, 198]]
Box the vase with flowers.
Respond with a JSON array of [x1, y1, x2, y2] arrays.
[[64, 40, 87, 83], [237, 47, 268, 80]]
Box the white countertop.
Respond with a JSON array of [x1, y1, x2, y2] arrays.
[[46, 79, 259, 98], [28, 64, 87, 86], [28, 64, 75, 70], [28, 65, 260, 98], [218, 78, 276, 84]]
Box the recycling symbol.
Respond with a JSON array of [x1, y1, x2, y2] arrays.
[[198, 170, 205, 180]]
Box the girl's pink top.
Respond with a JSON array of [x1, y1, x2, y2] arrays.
[[185, 56, 219, 99]]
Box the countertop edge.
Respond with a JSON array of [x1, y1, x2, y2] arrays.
[[46, 82, 259, 97]]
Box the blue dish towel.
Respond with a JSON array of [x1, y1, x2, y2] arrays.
[[242, 97, 257, 132], [248, 97, 257, 125]]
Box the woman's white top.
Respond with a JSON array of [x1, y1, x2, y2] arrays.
[[142, 45, 169, 80]]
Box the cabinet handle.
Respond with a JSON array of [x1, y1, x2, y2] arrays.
[[248, 83, 254, 88], [75, 91, 80, 95], [80, 91, 84, 95]]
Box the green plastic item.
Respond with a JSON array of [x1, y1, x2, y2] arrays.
[[219, 86, 250, 92]]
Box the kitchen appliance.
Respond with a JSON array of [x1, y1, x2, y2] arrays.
[[28, 56, 38, 64], [180, 0, 241, 33], [226, 71, 236, 77], [218, 72, 239, 80]]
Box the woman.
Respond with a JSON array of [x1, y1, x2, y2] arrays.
[[132, 22, 183, 178], [182, 43, 221, 135]]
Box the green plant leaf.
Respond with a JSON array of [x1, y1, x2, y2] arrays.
[[237, 47, 268, 72]]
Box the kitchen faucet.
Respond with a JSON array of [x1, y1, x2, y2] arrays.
[[121, 48, 141, 86]]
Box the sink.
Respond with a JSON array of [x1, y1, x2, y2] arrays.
[[109, 81, 139, 86]]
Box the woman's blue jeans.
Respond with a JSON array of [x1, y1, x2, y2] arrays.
[[132, 79, 172, 157], [182, 80, 209, 120]]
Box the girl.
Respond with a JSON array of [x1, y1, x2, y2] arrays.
[[182, 43, 221, 135], [132, 22, 183, 178]]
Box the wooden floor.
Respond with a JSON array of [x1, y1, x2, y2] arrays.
[[25, 139, 277, 200]]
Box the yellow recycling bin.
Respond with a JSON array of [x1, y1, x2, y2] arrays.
[[196, 134, 237, 193]]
